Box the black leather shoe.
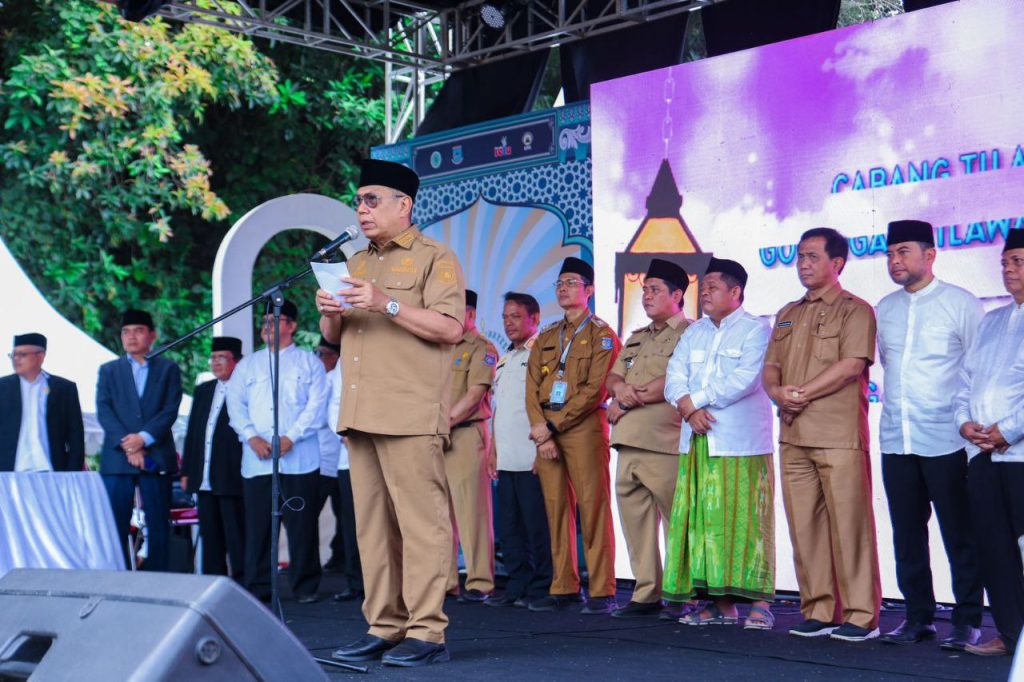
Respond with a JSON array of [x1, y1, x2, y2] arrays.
[[880, 620, 936, 644], [332, 635, 400, 662], [381, 638, 450, 667], [581, 596, 618, 615], [458, 588, 490, 603], [332, 587, 364, 602], [528, 593, 584, 612], [941, 625, 982, 651], [484, 593, 520, 608], [612, 601, 663, 619], [296, 593, 319, 604]]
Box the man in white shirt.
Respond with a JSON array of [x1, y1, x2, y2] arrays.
[[663, 258, 775, 629], [875, 220, 984, 650], [315, 336, 346, 574], [324, 361, 363, 602], [181, 336, 246, 581], [956, 229, 1024, 656], [485, 292, 552, 608], [0, 332, 84, 473], [227, 300, 329, 604]]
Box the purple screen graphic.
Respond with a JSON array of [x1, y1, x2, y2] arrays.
[[591, 0, 1022, 599]]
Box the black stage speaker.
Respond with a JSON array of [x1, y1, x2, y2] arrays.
[[0, 569, 327, 681]]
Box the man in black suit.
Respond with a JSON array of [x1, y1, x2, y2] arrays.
[[97, 310, 183, 572], [0, 333, 85, 472], [181, 337, 245, 581]]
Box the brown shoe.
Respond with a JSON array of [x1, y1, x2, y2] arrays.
[[965, 637, 1009, 656]]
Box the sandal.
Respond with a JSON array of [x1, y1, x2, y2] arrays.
[[680, 602, 738, 626], [743, 604, 775, 631]]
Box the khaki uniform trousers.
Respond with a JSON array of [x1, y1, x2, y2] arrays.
[[347, 430, 452, 644], [615, 446, 679, 604], [780, 444, 881, 629], [536, 411, 617, 598], [444, 421, 495, 593]]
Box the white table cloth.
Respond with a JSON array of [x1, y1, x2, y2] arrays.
[[0, 472, 123, 577]]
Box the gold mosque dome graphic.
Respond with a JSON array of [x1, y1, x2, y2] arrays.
[[615, 158, 712, 334]]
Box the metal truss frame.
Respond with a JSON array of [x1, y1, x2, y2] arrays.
[[156, 0, 720, 140]]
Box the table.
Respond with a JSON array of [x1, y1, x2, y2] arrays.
[[0, 472, 123, 577]]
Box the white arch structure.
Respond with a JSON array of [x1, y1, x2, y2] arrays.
[[212, 194, 365, 354]]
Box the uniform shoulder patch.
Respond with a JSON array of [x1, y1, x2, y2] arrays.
[[484, 353, 497, 366], [592, 316, 609, 328], [601, 337, 613, 350]]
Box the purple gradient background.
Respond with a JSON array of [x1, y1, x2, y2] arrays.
[[590, 0, 1022, 600], [592, 0, 1024, 315]]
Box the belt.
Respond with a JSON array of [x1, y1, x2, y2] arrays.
[[454, 420, 478, 429], [540, 402, 563, 412]]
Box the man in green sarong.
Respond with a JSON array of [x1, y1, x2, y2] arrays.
[[662, 257, 776, 629]]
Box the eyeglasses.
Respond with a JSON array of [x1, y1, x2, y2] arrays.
[[354, 192, 406, 209], [553, 278, 586, 289], [8, 351, 43, 360]]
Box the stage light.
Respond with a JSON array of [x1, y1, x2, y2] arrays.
[[117, 0, 171, 22], [480, 2, 506, 30]]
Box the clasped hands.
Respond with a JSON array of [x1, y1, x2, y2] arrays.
[[607, 382, 659, 425], [675, 396, 717, 435], [121, 433, 147, 468], [771, 384, 809, 426], [248, 436, 295, 460], [529, 423, 560, 461], [316, 277, 388, 317], [960, 421, 1010, 453]]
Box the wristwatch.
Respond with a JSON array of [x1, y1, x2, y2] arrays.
[[385, 297, 400, 318]]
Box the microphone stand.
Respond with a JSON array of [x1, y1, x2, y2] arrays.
[[151, 259, 367, 674]]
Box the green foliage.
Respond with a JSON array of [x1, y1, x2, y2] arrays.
[[0, 0, 385, 388]]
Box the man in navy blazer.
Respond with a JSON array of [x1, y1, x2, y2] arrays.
[[96, 309, 183, 572], [181, 336, 245, 581], [0, 333, 85, 472]]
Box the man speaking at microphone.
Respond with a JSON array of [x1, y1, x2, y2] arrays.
[[317, 159, 466, 668]]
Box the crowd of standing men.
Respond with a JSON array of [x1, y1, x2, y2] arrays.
[[3, 158, 1024, 669]]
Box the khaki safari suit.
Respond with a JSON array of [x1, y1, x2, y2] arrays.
[[610, 311, 689, 604], [337, 226, 465, 645], [526, 313, 621, 598], [766, 283, 882, 630], [445, 329, 498, 594]]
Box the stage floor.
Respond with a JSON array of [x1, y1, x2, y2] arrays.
[[283, 573, 1011, 680]]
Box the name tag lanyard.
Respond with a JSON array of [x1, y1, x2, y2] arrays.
[[556, 312, 593, 378]]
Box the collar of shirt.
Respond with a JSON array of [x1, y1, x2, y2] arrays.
[[803, 282, 843, 305], [127, 355, 147, 369], [643, 310, 688, 335], [716, 305, 745, 331], [905, 276, 940, 301], [367, 225, 418, 254], [561, 311, 591, 332], [19, 371, 49, 389], [506, 334, 537, 353]]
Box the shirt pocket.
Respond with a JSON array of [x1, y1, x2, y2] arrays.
[[285, 370, 312, 406], [383, 274, 418, 305], [813, 321, 840, 363], [917, 326, 951, 357], [718, 347, 743, 371], [568, 341, 594, 383]]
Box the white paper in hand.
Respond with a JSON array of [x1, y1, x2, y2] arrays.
[[311, 261, 352, 307]]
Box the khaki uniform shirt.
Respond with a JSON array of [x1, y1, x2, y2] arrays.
[[609, 312, 690, 455], [765, 283, 876, 450], [526, 313, 621, 433], [450, 329, 498, 423], [337, 226, 466, 436]]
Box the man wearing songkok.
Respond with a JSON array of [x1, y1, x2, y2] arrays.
[[97, 309, 183, 571], [605, 258, 691, 620], [955, 229, 1024, 657], [181, 336, 246, 581], [662, 258, 775, 629], [762, 228, 882, 642], [445, 289, 498, 603], [526, 256, 622, 615], [485, 291, 552, 608], [318, 159, 465, 667], [0, 333, 85, 472], [315, 336, 346, 575], [227, 300, 327, 604], [875, 219, 984, 649]]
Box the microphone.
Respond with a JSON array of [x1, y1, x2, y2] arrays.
[[311, 225, 360, 262]]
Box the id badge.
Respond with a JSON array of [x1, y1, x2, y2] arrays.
[[550, 380, 568, 405]]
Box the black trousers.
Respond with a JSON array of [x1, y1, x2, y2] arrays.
[[242, 471, 322, 599], [317, 473, 345, 564], [497, 470, 552, 599], [335, 470, 362, 590], [102, 473, 172, 572], [967, 453, 1024, 646], [881, 450, 982, 628], [197, 491, 245, 581]]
